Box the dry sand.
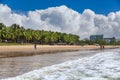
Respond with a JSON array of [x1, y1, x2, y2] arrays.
[[0, 45, 119, 57]]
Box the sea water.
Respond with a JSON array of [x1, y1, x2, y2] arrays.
[[0, 50, 100, 79], [2, 49, 120, 80]]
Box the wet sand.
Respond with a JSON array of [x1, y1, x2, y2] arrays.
[[0, 45, 119, 57]]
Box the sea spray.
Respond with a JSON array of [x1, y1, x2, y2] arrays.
[[2, 50, 120, 80]]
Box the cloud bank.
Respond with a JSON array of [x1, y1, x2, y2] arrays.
[[0, 4, 120, 39]]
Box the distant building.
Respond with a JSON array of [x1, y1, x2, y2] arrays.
[[90, 35, 103, 41], [116, 39, 120, 42], [104, 37, 116, 43], [83, 38, 89, 41]]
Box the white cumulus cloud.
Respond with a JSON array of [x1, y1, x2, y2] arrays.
[[0, 4, 120, 39]]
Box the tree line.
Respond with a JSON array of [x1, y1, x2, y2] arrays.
[[0, 23, 80, 44], [79, 39, 120, 45]]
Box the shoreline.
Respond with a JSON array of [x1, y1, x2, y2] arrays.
[[0, 45, 119, 58]]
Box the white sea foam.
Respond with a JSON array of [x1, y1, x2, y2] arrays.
[[2, 49, 120, 80]]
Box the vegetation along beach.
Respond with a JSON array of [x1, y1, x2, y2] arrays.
[[0, 23, 119, 58]]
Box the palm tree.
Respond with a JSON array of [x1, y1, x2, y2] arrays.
[[32, 30, 41, 41], [51, 32, 59, 43], [23, 30, 32, 43]]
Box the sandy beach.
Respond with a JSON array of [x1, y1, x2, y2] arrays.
[[0, 45, 119, 57]]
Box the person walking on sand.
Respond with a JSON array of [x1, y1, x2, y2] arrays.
[[34, 43, 37, 50], [34, 42, 37, 54], [100, 44, 104, 50]]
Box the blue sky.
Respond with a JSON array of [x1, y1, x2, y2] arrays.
[[0, 0, 120, 15]]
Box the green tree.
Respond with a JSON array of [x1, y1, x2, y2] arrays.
[[0, 23, 81, 44], [51, 32, 59, 43], [23, 29, 32, 43], [32, 30, 41, 41]]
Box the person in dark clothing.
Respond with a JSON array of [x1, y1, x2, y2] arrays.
[[100, 45, 104, 50], [34, 42, 37, 54], [34, 43, 37, 50]]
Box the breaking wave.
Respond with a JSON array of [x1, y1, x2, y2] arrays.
[[2, 49, 120, 80]]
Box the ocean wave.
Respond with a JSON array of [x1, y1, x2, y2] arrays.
[[2, 50, 120, 80]]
